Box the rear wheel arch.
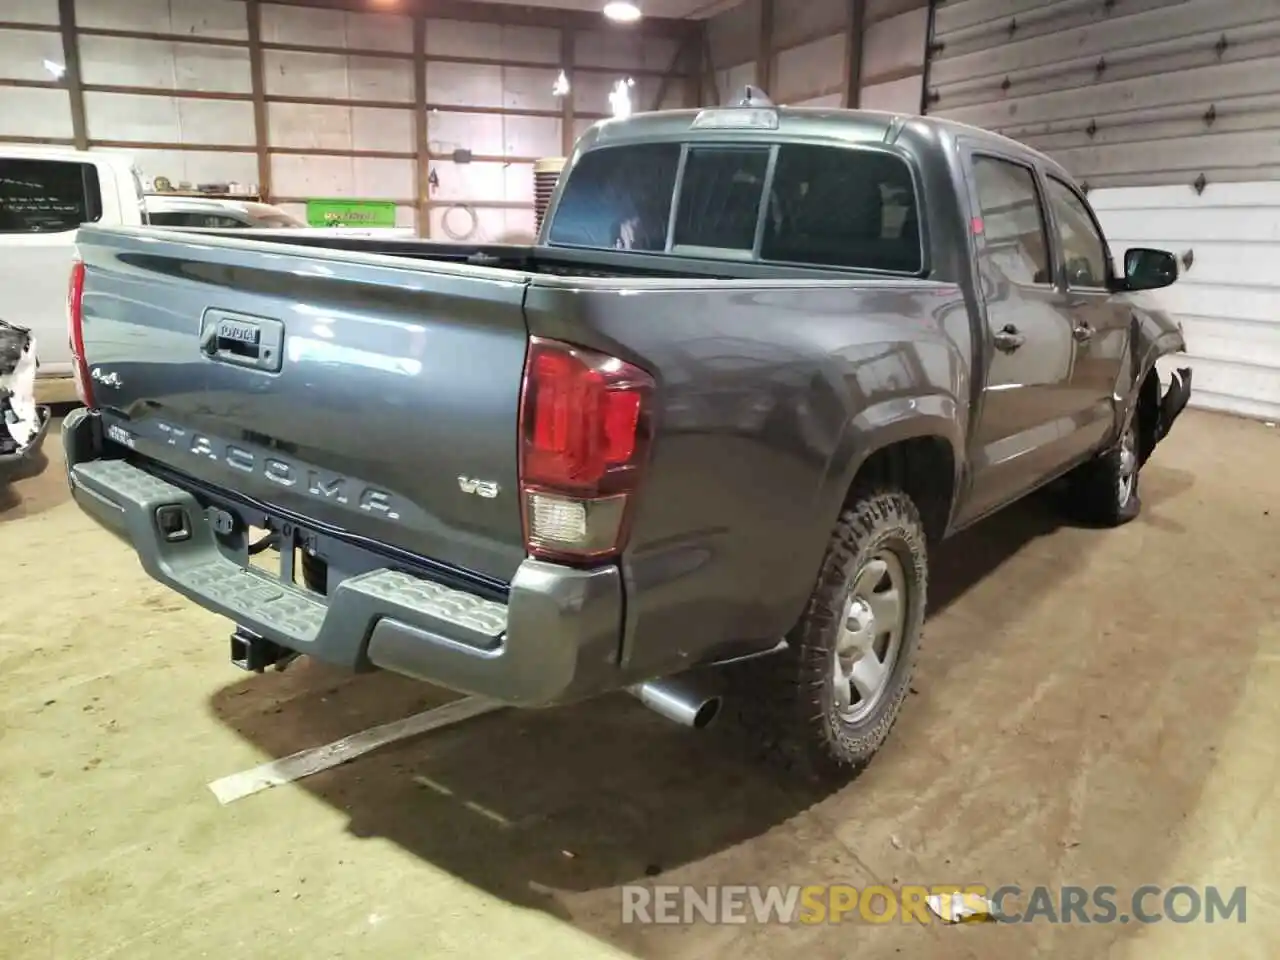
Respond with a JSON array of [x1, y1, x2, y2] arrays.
[[844, 434, 957, 544], [765, 411, 962, 651]]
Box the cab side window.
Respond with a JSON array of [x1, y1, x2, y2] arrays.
[[147, 212, 247, 228], [0, 158, 102, 234], [194, 214, 249, 228], [1045, 177, 1108, 290], [970, 155, 1051, 285]]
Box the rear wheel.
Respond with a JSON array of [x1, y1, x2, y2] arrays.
[[730, 489, 928, 783]]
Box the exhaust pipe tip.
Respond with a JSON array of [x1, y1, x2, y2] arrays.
[[691, 695, 722, 729], [628, 677, 722, 729]]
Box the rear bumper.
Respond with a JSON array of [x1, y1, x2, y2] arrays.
[[0, 405, 51, 485], [61, 408, 623, 706]]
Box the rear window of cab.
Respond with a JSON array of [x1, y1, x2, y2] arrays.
[[546, 141, 922, 275]]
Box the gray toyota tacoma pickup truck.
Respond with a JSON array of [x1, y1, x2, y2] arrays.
[[61, 100, 1191, 781]]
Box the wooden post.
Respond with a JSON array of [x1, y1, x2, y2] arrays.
[[756, 0, 774, 92], [843, 0, 865, 108], [56, 0, 86, 150], [560, 27, 575, 156], [701, 27, 720, 106], [414, 14, 429, 236], [683, 24, 703, 107], [246, 0, 271, 200]]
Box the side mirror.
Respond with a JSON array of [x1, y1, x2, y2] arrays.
[[1122, 247, 1178, 291]]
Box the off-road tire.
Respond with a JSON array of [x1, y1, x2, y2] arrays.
[[1063, 415, 1141, 527], [728, 489, 929, 784]]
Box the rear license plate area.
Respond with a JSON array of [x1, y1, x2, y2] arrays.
[[245, 518, 315, 587]]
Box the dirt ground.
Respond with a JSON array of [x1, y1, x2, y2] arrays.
[[1, 409, 1277, 959]]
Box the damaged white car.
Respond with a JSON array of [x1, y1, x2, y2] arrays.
[[0, 319, 50, 485]]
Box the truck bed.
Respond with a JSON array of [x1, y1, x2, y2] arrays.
[[177, 229, 860, 282]]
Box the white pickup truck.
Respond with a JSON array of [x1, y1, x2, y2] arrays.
[[1, 145, 147, 478], [1, 147, 415, 413], [0, 145, 147, 406]]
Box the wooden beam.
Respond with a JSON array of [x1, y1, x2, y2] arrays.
[[76, 27, 245, 47], [560, 28, 575, 156], [56, 0, 87, 150], [920, 0, 939, 115], [756, 0, 774, 92], [415, 14, 429, 236], [650, 33, 689, 111], [701, 25, 720, 105], [0, 20, 58, 32], [843, 0, 865, 108], [83, 84, 249, 101], [89, 140, 257, 153], [262, 0, 693, 39], [0, 135, 75, 147], [683, 24, 704, 107], [861, 63, 927, 89], [246, 0, 272, 201], [63, 25, 689, 80]]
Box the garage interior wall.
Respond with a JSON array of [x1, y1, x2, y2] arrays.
[[0, 0, 694, 242], [704, 0, 928, 111], [925, 0, 1280, 421]]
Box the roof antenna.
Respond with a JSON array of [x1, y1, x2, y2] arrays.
[[734, 84, 774, 108]]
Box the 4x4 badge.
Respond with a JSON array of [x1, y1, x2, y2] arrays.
[[91, 367, 121, 388], [457, 476, 500, 498]]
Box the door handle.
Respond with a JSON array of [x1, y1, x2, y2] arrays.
[[993, 324, 1025, 353], [1073, 323, 1094, 343]]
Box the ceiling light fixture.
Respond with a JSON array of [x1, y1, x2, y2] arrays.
[[603, 1, 642, 23]]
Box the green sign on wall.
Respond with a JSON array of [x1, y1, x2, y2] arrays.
[[305, 198, 398, 228]]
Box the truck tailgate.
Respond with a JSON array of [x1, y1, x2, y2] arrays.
[[75, 225, 531, 584]]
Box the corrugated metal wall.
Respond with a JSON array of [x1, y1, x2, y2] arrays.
[[926, 0, 1280, 421]]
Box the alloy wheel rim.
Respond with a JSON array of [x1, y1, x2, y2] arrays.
[[1118, 423, 1137, 506], [832, 549, 908, 724]]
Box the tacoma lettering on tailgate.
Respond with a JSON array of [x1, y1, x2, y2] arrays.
[[154, 421, 401, 519]]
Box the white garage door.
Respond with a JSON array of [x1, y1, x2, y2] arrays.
[[924, 0, 1280, 421]]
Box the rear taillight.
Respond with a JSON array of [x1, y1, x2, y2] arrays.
[[67, 257, 94, 408], [518, 336, 655, 563]]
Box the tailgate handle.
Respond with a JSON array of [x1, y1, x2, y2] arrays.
[[200, 309, 284, 373]]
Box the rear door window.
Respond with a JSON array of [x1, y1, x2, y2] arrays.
[[761, 145, 921, 273], [547, 142, 681, 251], [0, 158, 102, 234], [970, 154, 1051, 285]]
